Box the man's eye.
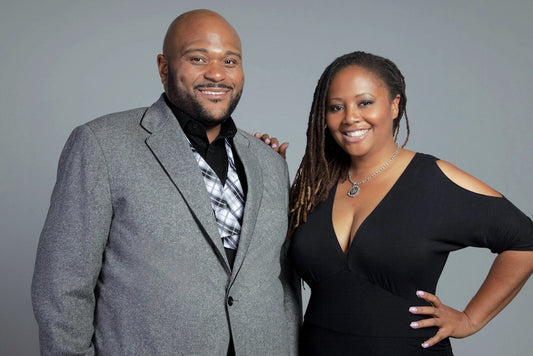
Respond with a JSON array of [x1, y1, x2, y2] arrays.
[[190, 57, 205, 63], [224, 59, 238, 65]]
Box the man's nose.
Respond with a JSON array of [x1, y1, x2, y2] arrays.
[[204, 61, 226, 82]]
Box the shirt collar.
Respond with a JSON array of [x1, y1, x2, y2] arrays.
[[163, 94, 238, 144]]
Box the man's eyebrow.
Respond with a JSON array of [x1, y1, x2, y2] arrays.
[[181, 48, 208, 56], [181, 48, 241, 59], [225, 50, 242, 59]]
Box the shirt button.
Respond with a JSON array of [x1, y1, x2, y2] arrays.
[[227, 296, 234, 306]]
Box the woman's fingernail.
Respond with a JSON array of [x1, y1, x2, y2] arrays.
[[422, 343, 429, 348], [410, 322, 419, 328], [271, 143, 277, 148], [409, 307, 417, 313], [416, 290, 425, 297]]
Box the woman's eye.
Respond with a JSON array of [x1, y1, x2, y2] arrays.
[[359, 100, 373, 107], [329, 104, 343, 112]]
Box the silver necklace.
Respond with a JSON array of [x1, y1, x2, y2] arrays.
[[347, 146, 400, 197]]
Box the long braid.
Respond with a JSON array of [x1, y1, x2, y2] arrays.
[[289, 72, 328, 235], [288, 51, 411, 238], [288, 58, 348, 236], [382, 58, 410, 148]]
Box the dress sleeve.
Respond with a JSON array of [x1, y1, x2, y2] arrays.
[[427, 154, 533, 254], [480, 196, 533, 253], [31, 124, 112, 355]]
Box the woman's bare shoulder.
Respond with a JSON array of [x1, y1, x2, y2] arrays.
[[435, 160, 502, 198]]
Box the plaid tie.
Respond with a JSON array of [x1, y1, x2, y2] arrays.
[[189, 139, 245, 250]]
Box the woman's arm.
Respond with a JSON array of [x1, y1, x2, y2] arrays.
[[410, 250, 533, 348], [409, 160, 533, 348]]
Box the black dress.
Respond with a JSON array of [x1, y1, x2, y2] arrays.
[[290, 153, 533, 355]]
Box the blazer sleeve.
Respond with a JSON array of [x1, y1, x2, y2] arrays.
[[31, 124, 112, 355], [278, 161, 303, 355]]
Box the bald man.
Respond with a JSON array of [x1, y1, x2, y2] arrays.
[[32, 9, 301, 355]]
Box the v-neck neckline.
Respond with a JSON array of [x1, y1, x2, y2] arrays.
[[329, 153, 419, 257]]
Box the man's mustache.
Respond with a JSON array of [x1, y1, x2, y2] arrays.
[[194, 83, 233, 90]]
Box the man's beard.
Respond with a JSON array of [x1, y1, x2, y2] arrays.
[[166, 69, 242, 127]]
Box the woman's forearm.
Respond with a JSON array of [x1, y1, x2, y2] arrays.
[[462, 250, 533, 332]]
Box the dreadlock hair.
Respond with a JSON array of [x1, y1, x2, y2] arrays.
[[288, 51, 410, 237]]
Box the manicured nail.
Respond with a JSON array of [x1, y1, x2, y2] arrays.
[[422, 343, 429, 348], [409, 307, 417, 313], [416, 290, 425, 297], [410, 322, 419, 328], [271, 143, 277, 148]]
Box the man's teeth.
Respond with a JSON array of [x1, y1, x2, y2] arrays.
[[202, 91, 225, 95], [346, 129, 368, 137]]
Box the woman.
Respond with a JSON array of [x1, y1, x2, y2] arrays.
[[288, 51, 533, 355]]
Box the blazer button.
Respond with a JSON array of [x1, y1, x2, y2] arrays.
[[227, 296, 234, 306]]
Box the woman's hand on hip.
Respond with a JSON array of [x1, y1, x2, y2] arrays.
[[409, 290, 477, 349]]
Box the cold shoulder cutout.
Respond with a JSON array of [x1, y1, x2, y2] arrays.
[[436, 159, 502, 198]]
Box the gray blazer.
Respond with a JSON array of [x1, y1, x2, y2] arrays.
[[32, 96, 301, 355]]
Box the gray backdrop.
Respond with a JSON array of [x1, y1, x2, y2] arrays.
[[1, 0, 532, 355]]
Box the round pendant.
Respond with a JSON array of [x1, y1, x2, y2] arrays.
[[347, 184, 360, 197]]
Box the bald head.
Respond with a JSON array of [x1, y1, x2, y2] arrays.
[[156, 9, 244, 138], [162, 9, 241, 60]]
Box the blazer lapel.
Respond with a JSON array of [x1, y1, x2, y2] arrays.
[[231, 133, 263, 278], [141, 97, 231, 273]]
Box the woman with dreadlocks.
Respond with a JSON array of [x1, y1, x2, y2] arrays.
[[288, 51, 533, 355]]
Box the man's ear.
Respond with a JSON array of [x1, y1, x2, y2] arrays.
[[157, 54, 168, 91]]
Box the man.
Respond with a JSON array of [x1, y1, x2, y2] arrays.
[[32, 9, 300, 355]]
